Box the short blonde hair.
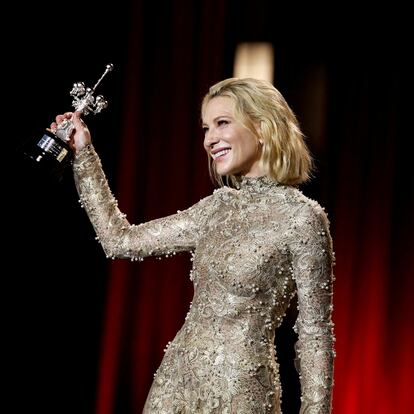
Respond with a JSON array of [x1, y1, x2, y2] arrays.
[[201, 78, 313, 187]]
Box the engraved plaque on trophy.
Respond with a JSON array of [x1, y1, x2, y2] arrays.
[[20, 64, 114, 180]]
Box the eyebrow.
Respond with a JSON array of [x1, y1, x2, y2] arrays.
[[201, 115, 233, 126]]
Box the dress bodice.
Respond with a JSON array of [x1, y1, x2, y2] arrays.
[[73, 146, 335, 413]]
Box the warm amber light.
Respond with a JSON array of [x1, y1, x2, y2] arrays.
[[233, 42, 274, 83]]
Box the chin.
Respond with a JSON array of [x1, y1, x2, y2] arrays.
[[216, 166, 238, 177]]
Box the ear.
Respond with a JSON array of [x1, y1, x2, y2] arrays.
[[254, 121, 264, 145], [254, 120, 262, 134]]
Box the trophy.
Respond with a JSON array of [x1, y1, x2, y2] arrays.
[[21, 64, 114, 180]]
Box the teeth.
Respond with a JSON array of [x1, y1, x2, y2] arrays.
[[213, 149, 231, 159]]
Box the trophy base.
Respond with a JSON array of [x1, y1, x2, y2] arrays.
[[19, 131, 74, 181]]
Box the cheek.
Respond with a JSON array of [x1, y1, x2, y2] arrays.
[[236, 136, 257, 155]]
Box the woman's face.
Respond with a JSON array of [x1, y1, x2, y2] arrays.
[[202, 97, 264, 177]]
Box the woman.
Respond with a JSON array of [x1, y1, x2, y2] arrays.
[[52, 78, 335, 413]]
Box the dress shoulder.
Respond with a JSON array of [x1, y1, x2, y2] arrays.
[[285, 187, 331, 227]]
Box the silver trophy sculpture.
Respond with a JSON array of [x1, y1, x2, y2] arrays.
[[21, 64, 114, 180]]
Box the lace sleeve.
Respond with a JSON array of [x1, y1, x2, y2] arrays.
[[289, 203, 335, 414], [72, 145, 212, 260]]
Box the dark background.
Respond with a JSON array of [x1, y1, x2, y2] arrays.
[[7, 1, 412, 413]]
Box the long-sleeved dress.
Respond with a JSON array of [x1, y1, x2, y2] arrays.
[[73, 145, 335, 414]]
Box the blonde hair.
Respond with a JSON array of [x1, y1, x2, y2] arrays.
[[201, 78, 313, 187]]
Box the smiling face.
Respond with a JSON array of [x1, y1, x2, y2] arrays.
[[202, 96, 264, 177]]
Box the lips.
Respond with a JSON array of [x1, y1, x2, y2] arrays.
[[211, 147, 231, 160]]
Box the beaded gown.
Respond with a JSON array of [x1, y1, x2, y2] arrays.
[[73, 145, 335, 414]]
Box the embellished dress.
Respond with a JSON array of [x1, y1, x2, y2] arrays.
[[73, 145, 335, 414]]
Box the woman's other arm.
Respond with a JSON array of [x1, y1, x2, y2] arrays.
[[290, 203, 335, 414]]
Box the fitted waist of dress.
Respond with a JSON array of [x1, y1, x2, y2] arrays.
[[181, 307, 278, 347]]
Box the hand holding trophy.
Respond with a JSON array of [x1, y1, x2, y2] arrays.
[[21, 64, 114, 180]]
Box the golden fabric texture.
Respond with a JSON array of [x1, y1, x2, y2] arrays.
[[73, 145, 335, 414]]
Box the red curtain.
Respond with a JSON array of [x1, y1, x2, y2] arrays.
[[95, 1, 229, 413], [329, 63, 413, 413]]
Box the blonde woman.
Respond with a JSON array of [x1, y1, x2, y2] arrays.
[[51, 78, 335, 413]]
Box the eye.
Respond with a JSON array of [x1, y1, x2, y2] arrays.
[[202, 126, 209, 134], [217, 119, 229, 127]]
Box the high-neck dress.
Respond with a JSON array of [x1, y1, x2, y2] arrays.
[[73, 145, 335, 414]]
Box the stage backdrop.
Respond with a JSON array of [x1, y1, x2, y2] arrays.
[[89, 2, 413, 413]]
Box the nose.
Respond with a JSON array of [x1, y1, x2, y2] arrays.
[[203, 128, 220, 148]]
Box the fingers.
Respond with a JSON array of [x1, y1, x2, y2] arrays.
[[71, 111, 81, 125], [49, 112, 73, 131], [48, 112, 91, 153], [55, 112, 73, 124], [72, 111, 89, 129]]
